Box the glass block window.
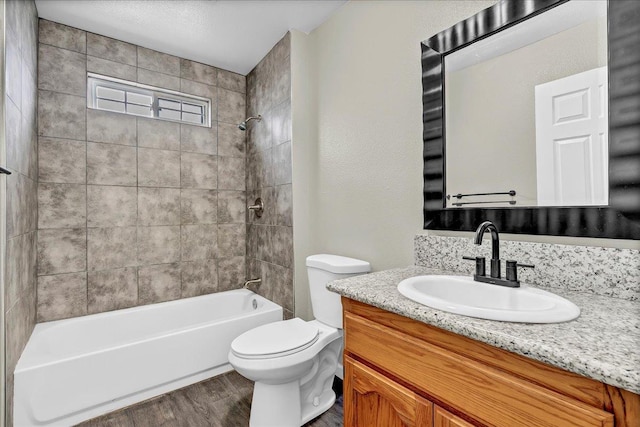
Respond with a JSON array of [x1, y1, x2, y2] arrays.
[[88, 73, 211, 127]]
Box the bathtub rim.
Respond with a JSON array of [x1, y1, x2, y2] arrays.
[[13, 289, 283, 426], [16, 289, 280, 372]]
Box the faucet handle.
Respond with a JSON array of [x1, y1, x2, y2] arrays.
[[463, 256, 486, 277], [505, 260, 535, 282], [248, 198, 264, 218]]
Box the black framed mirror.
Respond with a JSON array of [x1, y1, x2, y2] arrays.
[[422, 0, 640, 239]]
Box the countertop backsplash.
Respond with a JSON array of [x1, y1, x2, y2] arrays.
[[414, 235, 640, 301]]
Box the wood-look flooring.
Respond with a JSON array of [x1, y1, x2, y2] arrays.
[[76, 371, 343, 427]]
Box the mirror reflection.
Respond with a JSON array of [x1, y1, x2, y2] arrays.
[[444, 0, 608, 208]]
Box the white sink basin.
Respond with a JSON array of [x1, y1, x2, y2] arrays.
[[397, 275, 580, 323]]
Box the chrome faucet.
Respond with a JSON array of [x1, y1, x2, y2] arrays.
[[463, 220, 534, 288], [474, 221, 501, 278]]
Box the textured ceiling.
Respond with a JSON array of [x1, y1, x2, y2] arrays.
[[35, 0, 346, 75]]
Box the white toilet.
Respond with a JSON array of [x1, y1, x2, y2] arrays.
[[228, 254, 370, 427]]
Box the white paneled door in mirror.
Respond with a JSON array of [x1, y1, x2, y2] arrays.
[[535, 66, 608, 206]]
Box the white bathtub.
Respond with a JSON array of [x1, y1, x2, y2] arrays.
[[13, 289, 282, 427]]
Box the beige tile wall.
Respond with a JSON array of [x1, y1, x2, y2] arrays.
[[4, 1, 39, 424], [246, 33, 294, 318], [36, 19, 248, 322]]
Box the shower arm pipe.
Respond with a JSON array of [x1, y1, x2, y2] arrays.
[[238, 115, 262, 131]]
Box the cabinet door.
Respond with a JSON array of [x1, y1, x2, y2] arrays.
[[434, 406, 476, 427], [344, 356, 433, 427]]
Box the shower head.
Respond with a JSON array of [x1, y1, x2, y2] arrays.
[[238, 115, 262, 131]]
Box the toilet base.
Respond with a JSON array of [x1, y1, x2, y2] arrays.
[[250, 381, 300, 427], [301, 387, 336, 425], [249, 380, 336, 427], [231, 321, 343, 427]]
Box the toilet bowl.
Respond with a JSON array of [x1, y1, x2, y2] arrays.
[[228, 254, 370, 427]]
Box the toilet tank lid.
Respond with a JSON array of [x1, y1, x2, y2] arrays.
[[306, 254, 371, 274]]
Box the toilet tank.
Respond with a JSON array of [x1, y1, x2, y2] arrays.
[[306, 254, 371, 329]]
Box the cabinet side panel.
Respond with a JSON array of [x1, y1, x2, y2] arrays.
[[603, 385, 640, 427]]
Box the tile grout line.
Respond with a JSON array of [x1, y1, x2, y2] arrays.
[[179, 109, 184, 299], [135, 114, 140, 307], [134, 47, 141, 308], [215, 69, 221, 293], [214, 74, 221, 293], [84, 40, 89, 316]]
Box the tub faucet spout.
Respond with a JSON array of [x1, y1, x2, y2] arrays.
[[243, 278, 261, 291]]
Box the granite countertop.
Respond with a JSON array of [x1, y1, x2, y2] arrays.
[[327, 266, 640, 395]]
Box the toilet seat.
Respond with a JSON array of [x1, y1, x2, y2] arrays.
[[231, 318, 319, 360]]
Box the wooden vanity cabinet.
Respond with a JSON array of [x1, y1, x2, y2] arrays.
[[344, 356, 433, 426], [434, 406, 475, 427], [344, 355, 474, 427], [342, 298, 640, 427]]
